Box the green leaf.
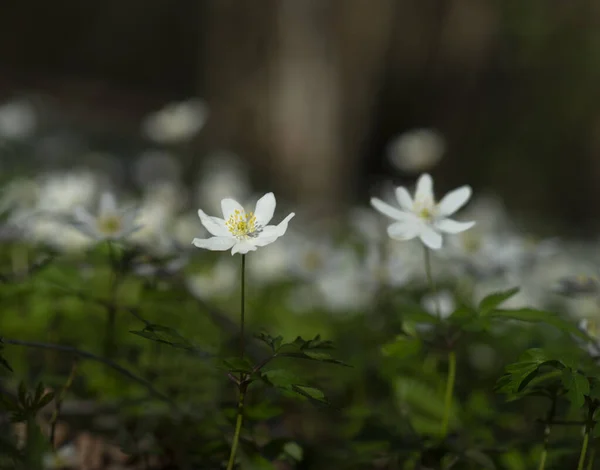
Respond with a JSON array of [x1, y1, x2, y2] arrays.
[[496, 349, 561, 396], [478, 287, 520, 316], [291, 385, 328, 404], [278, 351, 349, 367], [282, 441, 303, 461], [489, 308, 588, 340], [255, 332, 284, 352], [381, 336, 422, 359], [561, 369, 589, 408], [221, 357, 255, 374], [130, 324, 208, 356]]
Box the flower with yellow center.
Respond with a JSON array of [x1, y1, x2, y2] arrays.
[[192, 192, 294, 255], [370, 173, 475, 250], [73, 192, 140, 241]]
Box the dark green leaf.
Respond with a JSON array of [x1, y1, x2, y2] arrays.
[[381, 336, 422, 359], [489, 308, 588, 340], [221, 357, 255, 374], [291, 385, 329, 404], [561, 369, 589, 408], [478, 287, 520, 316]]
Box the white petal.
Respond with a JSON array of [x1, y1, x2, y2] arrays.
[[435, 218, 475, 234], [437, 186, 472, 217], [192, 236, 236, 251], [370, 198, 413, 222], [231, 241, 258, 255], [419, 226, 443, 250], [387, 221, 420, 240], [197, 209, 229, 236], [254, 212, 295, 246], [414, 173, 434, 204], [221, 198, 245, 220], [395, 187, 413, 211], [254, 192, 276, 226], [73, 206, 96, 227], [99, 193, 117, 216]]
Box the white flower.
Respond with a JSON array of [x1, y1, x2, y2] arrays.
[[0, 99, 37, 139], [142, 98, 208, 144], [73, 193, 139, 241], [387, 128, 445, 173], [370, 173, 475, 250], [192, 192, 294, 255], [42, 443, 78, 469], [421, 290, 455, 319], [37, 171, 98, 213]]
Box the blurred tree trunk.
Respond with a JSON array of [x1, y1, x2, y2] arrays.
[[202, 0, 395, 216]]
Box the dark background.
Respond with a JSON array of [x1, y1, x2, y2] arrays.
[[1, 0, 599, 235]]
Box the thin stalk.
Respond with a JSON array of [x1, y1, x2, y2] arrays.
[[587, 447, 596, 470], [423, 246, 440, 318], [578, 428, 590, 470], [49, 359, 78, 448], [104, 241, 120, 358], [226, 254, 247, 470], [441, 350, 456, 438], [240, 254, 246, 359], [226, 386, 246, 470], [538, 395, 557, 470]]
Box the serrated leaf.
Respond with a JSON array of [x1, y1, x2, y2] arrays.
[[489, 308, 588, 340], [291, 385, 328, 404], [279, 351, 349, 367], [479, 287, 520, 316], [561, 369, 589, 408], [221, 357, 255, 374], [255, 332, 284, 352], [381, 336, 422, 359]]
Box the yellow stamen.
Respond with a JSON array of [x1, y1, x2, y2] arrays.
[[226, 210, 259, 239], [96, 215, 122, 236]]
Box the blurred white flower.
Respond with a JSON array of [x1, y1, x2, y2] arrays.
[[387, 128, 445, 173], [421, 290, 455, 319], [142, 98, 208, 144], [37, 171, 98, 213], [43, 443, 78, 469], [0, 99, 37, 139], [248, 241, 291, 284], [73, 193, 140, 241], [371, 173, 475, 250], [197, 152, 251, 215], [193, 192, 295, 255], [186, 259, 238, 299], [364, 245, 411, 289]]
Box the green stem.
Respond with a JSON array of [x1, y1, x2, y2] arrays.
[[104, 241, 120, 358], [240, 254, 246, 360], [578, 427, 590, 470], [587, 447, 596, 470], [226, 254, 247, 470], [539, 396, 557, 470], [423, 246, 440, 319], [441, 350, 456, 438], [226, 386, 246, 470]]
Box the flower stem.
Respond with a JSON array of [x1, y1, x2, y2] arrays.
[[240, 254, 246, 359], [587, 447, 596, 470], [226, 385, 246, 470], [104, 241, 120, 358], [578, 427, 590, 470], [423, 246, 440, 319], [539, 396, 557, 470], [441, 350, 456, 438], [226, 254, 247, 470]]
